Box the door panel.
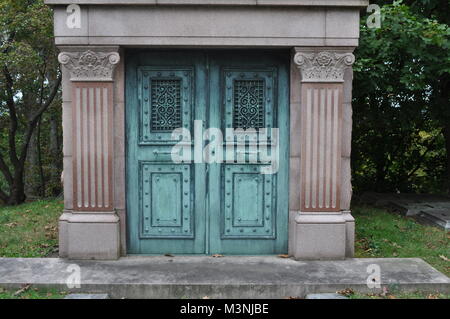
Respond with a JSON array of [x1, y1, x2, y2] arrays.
[[223, 68, 275, 131], [222, 164, 276, 239], [126, 51, 207, 254], [208, 52, 289, 254], [126, 50, 289, 255], [140, 162, 194, 239], [138, 67, 194, 146]]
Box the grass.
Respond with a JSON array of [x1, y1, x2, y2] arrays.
[[0, 199, 63, 257], [0, 287, 66, 299], [0, 200, 448, 299], [353, 205, 450, 277], [348, 291, 450, 299]]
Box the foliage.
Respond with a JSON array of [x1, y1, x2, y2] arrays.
[[353, 205, 450, 277], [0, 0, 62, 205], [0, 199, 62, 257], [0, 1, 449, 206], [353, 1, 450, 193]]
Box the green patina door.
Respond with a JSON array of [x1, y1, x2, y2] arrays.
[[126, 50, 289, 255]]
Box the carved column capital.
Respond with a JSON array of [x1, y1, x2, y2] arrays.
[[294, 50, 355, 83], [58, 47, 120, 82]]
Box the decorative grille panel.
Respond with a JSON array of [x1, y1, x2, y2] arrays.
[[150, 79, 182, 132], [233, 80, 265, 129]]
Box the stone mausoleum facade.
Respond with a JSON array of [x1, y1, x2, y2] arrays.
[[45, 0, 369, 260]]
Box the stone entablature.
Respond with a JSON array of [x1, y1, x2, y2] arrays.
[[45, 0, 369, 6], [46, 0, 368, 47]]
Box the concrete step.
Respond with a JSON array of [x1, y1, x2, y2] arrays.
[[0, 257, 448, 299], [65, 293, 109, 299]]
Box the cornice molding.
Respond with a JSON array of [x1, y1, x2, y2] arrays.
[[45, 0, 370, 8]]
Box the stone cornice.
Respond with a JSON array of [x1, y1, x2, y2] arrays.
[[58, 48, 120, 82], [45, 0, 370, 7], [294, 50, 355, 83]]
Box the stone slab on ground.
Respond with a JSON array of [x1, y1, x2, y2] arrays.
[[65, 293, 109, 299], [359, 193, 450, 230], [0, 257, 448, 299], [360, 193, 450, 207], [418, 210, 450, 231], [359, 193, 450, 216]]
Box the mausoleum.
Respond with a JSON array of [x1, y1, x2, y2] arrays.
[[44, 0, 369, 260]]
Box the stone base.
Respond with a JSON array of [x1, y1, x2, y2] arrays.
[[59, 212, 120, 260], [58, 211, 72, 259], [1, 257, 448, 299], [342, 211, 355, 257], [291, 212, 354, 260]]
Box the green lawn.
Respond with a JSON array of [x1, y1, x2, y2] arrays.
[[0, 199, 63, 257], [353, 205, 450, 277], [0, 287, 66, 299], [0, 200, 448, 299], [348, 291, 449, 299]]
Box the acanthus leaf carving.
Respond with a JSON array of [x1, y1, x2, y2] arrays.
[[294, 51, 355, 83], [58, 50, 120, 82]]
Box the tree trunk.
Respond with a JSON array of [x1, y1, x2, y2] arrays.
[[25, 129, 40, 197], [37, 116, 46, 197], [8, 169, 26, 205], [49, 110, 62, 196]]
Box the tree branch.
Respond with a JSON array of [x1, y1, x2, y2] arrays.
[[18, 74, 62, 164], [2, 65, 20, 168], [32, 74, 62, 123]]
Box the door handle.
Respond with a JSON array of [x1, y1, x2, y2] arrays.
[[236, 150, 261, 155], [153, 150, 173, 156]]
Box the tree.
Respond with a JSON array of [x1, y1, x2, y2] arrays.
[[0, 0, 61, 205], [353, 2, 450, 193]]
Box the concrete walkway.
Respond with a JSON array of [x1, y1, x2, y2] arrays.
[[0, 257, 448, 298]]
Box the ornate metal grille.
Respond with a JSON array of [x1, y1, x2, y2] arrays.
[[233, 80, 265, 129], [150, 79, 182, 132]]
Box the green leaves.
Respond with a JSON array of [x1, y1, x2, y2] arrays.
[[353, 2, 450, 193], [0, 0, 62, 204]]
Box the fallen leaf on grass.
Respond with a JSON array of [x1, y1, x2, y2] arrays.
[[4, 222, 18, 228], [14, 284, 31, 297], [381, 286, 389, 297], [337, 288, 354, 297], [439, 255, 449, 262]]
